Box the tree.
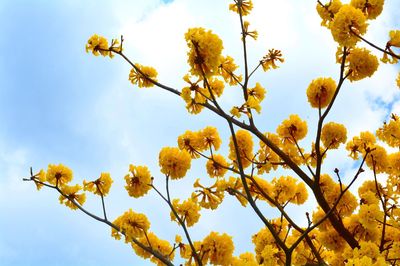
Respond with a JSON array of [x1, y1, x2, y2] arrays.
[[24, 0, 400, 265]]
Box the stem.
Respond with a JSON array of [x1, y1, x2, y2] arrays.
[[351, 29, 400, 60], [152, 178, 202, 266], [227, 120, 289, 253]]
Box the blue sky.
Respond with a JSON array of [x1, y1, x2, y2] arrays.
[[0, 0, 399, 265]]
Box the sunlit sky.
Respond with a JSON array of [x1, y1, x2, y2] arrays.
[[0, 0, 399, 265]]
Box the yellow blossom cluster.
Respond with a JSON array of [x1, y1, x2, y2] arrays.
[[124, 164, 152, 198], [111, 209, 150, 242], [347, 47, 379, 81], [46, 163, 73, 186], [330, 5, 368, 47], [260, 49, 284, 72], [231, 252, 258, 266], [257, 133, 281, 174], [316, 0, 342, 27], [59, 184, 86, 210], [192, 178, 225, 209], [246, 82, 266, 114], [132, 232, 174, 266], [177, 126, 222, 158], [271, 175, 308, 205], [306, 77, 336, 108], [317, 174, 358, 217], [129, 64, 158, 88], [185, 27, 223, 77], [83, 172, 113, 196], [229, 0, 253, 16], [85, 34, 109, 56], [229, 129, 254, 169], [218, 56, 242, 85], [201, 232, 234, 265], [376, 114, 400, 148], [206, 154, 228, 178], [252, 219, 289, 264], [321, 122, 347, 149], [350, 0, 384, 20], [170, 198, 201, 227], [85, 34, 121, 58], [159, 147, 192, 179], [277, 114, 308, 143]]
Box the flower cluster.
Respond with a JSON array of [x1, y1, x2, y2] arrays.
[[129, 64, 158, 88], [83, 172, 113, 196], [170, 198, 201, 227], [306, 77, 336, 108], [228, 129, 254, 169], [321, 122, 347, 149], [124, 165, 152, 198], [159, 147, 192, 179], [185, 27, 223, 77], [329, 5, 368, 47]]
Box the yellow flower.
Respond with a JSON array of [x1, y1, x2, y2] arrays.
[[229, 0, 253, 16], [206, 154, 229, 178], [59, 184, 86, 210], [170, 198, 201, 227], [219, 56, 242, 85], [185, 27, 223, 77], [389, 30, 400, 47], [248, 82, 266, 102], [261, 49, 284, 71], [376, 114, 400, 147], [358, 203, 381, 230], [131, 232, 174, 265], [365, 145, 388, 173], [316, 0, 343, 27], [350, 0, 384, 20], [128, 64, 158, 88], [243, 21, 258, 40], [193, 179, 225, 209], [346, 131, 376, 159], [175, 235, 182, 243], [271, 176, 297, 204], [86, 34, 109, 56], [177, 130, 202, 158], [330, 5, 367, 47], [347, 47, 379, 81], [124, 165, 152, 198], [230, 106, 242, 118], [321, 122, 347, 149], [397, 72, 400, 88], [306, 77, 336, 108], [33, 169, 46, 190], [358, 180, 382, 200], [277, 114, 308, 143], [180, 74, 208, 114], [228, 129, 254, 169], [111, 209, 150, 242], [83, 172, 113, 196], [46, 163, 73, 186], [199, 126, 222, 151], [201, 232, 234, 265], [257, 133, 281, 174], [232, 252, 258, 266], [292, 182, 308, 205], [208, 78, 225, 97], [319, 227, 347, 251], [159, 147, 192, 179]]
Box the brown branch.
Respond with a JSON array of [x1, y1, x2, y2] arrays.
[[23, 177, 174, 266]]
